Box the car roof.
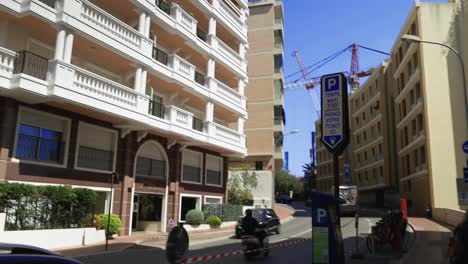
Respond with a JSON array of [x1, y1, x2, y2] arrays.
[[0, 243, 60, 256]]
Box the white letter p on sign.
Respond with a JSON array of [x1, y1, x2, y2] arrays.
[[318, 209, 327, 223], [328, 78, 336, 90]]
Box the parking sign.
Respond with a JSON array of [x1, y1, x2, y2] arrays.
[[321, 73, 349, 155]]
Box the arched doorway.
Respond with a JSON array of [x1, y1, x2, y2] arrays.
[[130, 140, 169, 234]]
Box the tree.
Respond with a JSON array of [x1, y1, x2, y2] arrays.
[[228, 170, 258, 205], [275, 170, 303, 197], [302, 162, 317, 190]]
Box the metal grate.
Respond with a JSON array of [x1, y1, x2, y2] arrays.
[[152, 46, 169, 66], [136, 157, 165, 178], [194, 71, 205, 86], [192, 117, 204, 132], [13, 51, 49, 80], [77, 146, 114, 171], [149, 100, 165, 118]]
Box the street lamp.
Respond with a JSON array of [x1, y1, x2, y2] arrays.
[[275, 129, 300, 146], [401, 34, 468, 130]]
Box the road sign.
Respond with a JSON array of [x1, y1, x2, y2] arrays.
[[463, 141, 468, 154], [312, 208, 329, 227], [169, 219, 175, 228], [321, 73, 349, 155]]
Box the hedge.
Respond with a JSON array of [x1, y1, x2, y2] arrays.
[[201, 204, 242, 222], [0, 182, 96, 231]]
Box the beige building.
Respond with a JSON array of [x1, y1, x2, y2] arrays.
[[348, 62, 398, 207], [389, 1, 467, 216]]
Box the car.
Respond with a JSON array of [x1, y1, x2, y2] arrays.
[[0, 243, 82, 264], [236, 208, 281, 238], [276, 194, 293, 204]]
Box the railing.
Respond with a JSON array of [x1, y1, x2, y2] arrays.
[[149, 100, 165, 118], [167, 105, 194, 129], [13, 51, 48, 80], [217, 39, 242, 66], [77, 146, 114, 171], [212, 122, 242, 145], [156, 0, 171, 15], [38, 0, 56, 8], [0, 47, 16, 77], [171, 55, 195, 80], [195, 71, 205, 86], [153, 46, 169, 65], [215, 79, 244, 106], [16, 134, 64, 164], [197, 27, 208, 42], [81, 1, 142, 48], [71, 64, 138, 110], [173, 4, 197, 35], [192, 117, 204, 132], [219, 0, 243, 31]]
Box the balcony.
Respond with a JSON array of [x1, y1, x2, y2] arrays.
[[0, 48, 246, 155], [209, 35, 247, 73], [217, 0, 246, 36], [209, 78, 247, 109]]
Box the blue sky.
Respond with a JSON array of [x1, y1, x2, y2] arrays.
[[282, 0, 446, 176]]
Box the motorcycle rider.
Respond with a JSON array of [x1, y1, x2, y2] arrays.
[[241, 209, 266, 248]]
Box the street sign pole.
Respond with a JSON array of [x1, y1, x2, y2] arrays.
[[320, 73, 349, 264]]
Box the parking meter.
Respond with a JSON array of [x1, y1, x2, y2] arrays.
[[310, 192, 345, 264]]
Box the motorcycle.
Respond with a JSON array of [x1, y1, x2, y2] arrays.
[[241, 224, 270, 260]]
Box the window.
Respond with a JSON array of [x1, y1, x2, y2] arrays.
[[206, 155, 223, 186], [371, 126, 374, 138], [255, 161, 263, 170], [415, 83, 421, 99], [412, 119, 417, 137], [357, 135, 360, 145], [402, 99, 407, 117], [357, 153, 361, 163], [414, 150, 419, 167], [76, 123, 117, 172], [15, 108, 69, 166], [404, 127, 408, 146], [400, 73, 405, 91], [362, 111, 366, 121], [371, 147, 375, 157], [179, 194, 201, 222], [136, 141, 166, 179], [365, 171, 368, 182], [364, 151, 368, 161], [417, 114, 424, 134], [363, 131, 367, 141], [407, 180, 412, 192], [182, 150, 203, 184], [379, 167, 383, 178], [378, 144, 382, 155], [377, 122, 381, 134], [358, 173, 362, 183], [355, 99, 358, 108], [413, 52, 419, 71], [410, 90, 415, 106], [204, 196, 222, 205], [355, 117, 359, 126], [406, 155, 411, 176]]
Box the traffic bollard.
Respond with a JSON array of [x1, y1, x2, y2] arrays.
[[351, 210, 364, 259]]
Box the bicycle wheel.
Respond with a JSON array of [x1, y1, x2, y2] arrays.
[[403, 222, 416, 251], [366, 234, 377, 253]]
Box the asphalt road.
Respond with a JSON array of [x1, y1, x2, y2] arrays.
[[75, 204, 382, 264]]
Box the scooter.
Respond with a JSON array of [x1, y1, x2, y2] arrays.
[[241, 225, 270, 260]]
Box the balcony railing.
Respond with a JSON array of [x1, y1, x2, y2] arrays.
[[0, 47, 16, 77], [38, 0, 56, 8], [156, 0, 171, 15], [219, 0, 243, 32], [171, 55, 196, 80], [16, 134, 64, 164], [173, 4, 197, 35], [153, 46, 169, 65], [195, 71, 206, 86], [214, 79, 245, 107], [217, 39, 242, 67], [166, 105, 194, 130], [211, 122, 243, 146], [192, 117, 204, 132], [13, 51, 48, 80], [196, 27, 207, 42], [149, 100, 165, 118], [81, 1, 143, 49], [77, 146, 114, 171]]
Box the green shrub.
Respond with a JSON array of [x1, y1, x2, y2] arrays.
[[185, 209, 204, 225], [98, 214, 122, 236], [93, 214, 104, 230], [222, 204, 243, 221], [206, 216, 222, 227]]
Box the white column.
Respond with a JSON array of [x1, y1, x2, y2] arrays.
[[63, 32, 74, 63], [54, 28, 66, 60], [145, 15, 151, 37], [240, 8, 247, 24], [207, 57, 216, 78], [138, 12, 146, 34], [205, 101, 214, 122], [134, 67, 142, 92], [140, 69, 148, 94], [238, 78, 246, 96], [237, 116, 244, 133], [208, 17, 217, 36], [239, 42, 246, 59]]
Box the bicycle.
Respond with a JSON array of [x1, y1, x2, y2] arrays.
[[366, 210, 411, 254]]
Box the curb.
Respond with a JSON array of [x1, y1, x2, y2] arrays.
[[275, 203, 297, 215]]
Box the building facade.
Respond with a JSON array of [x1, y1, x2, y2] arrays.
[[0, 0, 249, 235], [348, 62, 398, 207], [228, 0, 284, 208]]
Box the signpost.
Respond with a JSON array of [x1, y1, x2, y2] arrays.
[[312, 208, 330, 263], [320, 73, 349, 264], [463, 141, 468, 154]]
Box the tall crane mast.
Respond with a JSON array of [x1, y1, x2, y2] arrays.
[[292, 51, 321, 117]]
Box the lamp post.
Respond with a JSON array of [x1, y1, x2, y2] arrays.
[[274, 129, 300, 146], [401, 34, 468, 131], [105, 172, 119, 251]]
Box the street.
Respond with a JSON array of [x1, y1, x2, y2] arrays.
[[75, 203, 382, 264]]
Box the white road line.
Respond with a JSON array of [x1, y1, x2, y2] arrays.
[[273, 228, 312, 243]]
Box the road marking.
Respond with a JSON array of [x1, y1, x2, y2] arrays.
[[273, 228, 312, 243]]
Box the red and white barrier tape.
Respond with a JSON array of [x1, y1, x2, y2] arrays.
[[180, 238, 311, 264]]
